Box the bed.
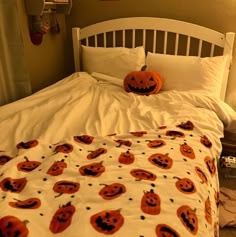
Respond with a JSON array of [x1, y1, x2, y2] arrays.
[[0, 17, 236, 237]]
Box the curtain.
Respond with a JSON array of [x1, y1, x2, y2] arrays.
[[0, 0, 31, 106]]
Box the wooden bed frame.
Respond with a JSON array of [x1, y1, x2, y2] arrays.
[[72, 17, 235, 100]]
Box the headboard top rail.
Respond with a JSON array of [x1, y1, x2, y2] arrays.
[[79, 17, 228, 47]]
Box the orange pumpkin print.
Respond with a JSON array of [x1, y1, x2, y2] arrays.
[[130, 131, 147, 137], [200, 135, 212, 148], [166, 130, 185, 138], [147, 140, 166, 148], [204, 156, 216, 177], [0, 177, 27, 193], [17, 157, 41, 172], [53, 180, 80, 195], [118, 151, 135, 164], [177, 205, 198, 235], [114, 139, 132, 147], [130, 168, 157, 181], [47, 160, 67, 176], [124, 66, 163, 95], [195, 166, 208, 185], [0, 215, 29, 237], [87, 148, 107, 159], [177, 120, 194, 131], [54, 143, 73, 154], [73, 135, 94, 144], [90, 209, 124, 235], [180, 143, 195, 159], [0, 155, 12, 165], [79, 162, 105, 177], [205, 196, 212, 225], [174, 177, 196, 194], [148, 153, 173, 169], [49, 202, 75, 234], [9, 198, 41, 209], [99, 183, 126, 200], [141, 189, 161, 215], [16, 140, 38, 149], [156, 224, 181, 237]]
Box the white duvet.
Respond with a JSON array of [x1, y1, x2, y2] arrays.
[[0, 72, 235, 152]]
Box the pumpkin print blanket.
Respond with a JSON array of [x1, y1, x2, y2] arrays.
[[0, 126, 220, 237], [0, 72, 236, 237]]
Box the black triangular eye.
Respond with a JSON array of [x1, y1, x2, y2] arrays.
[[149, 77, 154, 81], [131, 77, 135, 80]]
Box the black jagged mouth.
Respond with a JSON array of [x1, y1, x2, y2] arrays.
[[128, 84, 156, 93]]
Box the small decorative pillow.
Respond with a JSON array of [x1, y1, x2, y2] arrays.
[[123, 65, 163, 95]]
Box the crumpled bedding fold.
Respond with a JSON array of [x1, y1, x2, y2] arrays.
[[219, 186, 236, 228]]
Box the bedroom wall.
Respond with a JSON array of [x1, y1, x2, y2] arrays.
[[17, 0, 68, 93], [65, 0, 236, 111]]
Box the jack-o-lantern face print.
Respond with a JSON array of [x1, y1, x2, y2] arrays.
[[148, 153, 173, 169], [175, 177, 196, 194], [0, 177, 27, 193], [54, 143, 73, 154], [130, 169, 157, 181], [156, 224, 181, 237], [17, 157, 41, 172], [141, 189, 161, 215], [114, 139, 132, 147], [180, 143, 195, 159], [147, 140, 166, 148], [166, 130, 185, 138], [0, 155, 12, 165], [205, 197, 212, 224], [177, 205, 198, 235], [73, 135, 94, 144], [118, 151, 135, 164], [90, 209, 124, 235], [130, 131, 147, 137], [53, 180, 80, 194], [50, 202, 76, 234], [177, 121, 194, 131], [9, 198, 41, 209], [0, 215, 29, 237], [79, 162, 105, 177], [99, 183, 126, 200], [16, 140, 38, 149], [200, 135, 212, 148], [47, 160, 67, 176], [195, 166, 208, 185], [87, 148, 107, 160], [204, 156, 216, 177]]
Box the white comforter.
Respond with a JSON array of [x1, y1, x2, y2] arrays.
[[0, 72, 235, 151]]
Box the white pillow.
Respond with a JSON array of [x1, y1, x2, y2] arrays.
[[81, 45, 145, 79], [146, 52, 230, 98]]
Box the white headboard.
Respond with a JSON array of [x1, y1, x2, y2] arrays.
[[72, 17, 235, 100]]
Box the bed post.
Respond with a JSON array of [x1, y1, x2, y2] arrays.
[[72, 27, 81, 72], [224, 32, 235, 61]]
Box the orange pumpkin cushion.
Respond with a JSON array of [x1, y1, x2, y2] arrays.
[[123, 65, 163, 95]]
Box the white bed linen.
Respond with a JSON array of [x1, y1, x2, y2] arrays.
[[0, 72, 235, 152]]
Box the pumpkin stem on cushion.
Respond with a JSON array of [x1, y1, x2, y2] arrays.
[[141, 65, 147, 71]]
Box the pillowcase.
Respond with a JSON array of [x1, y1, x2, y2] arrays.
[[81, 45, 146, 79], [146, 52, 230, 98]]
